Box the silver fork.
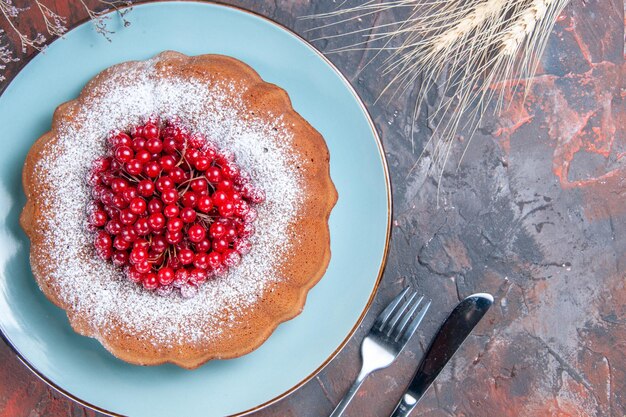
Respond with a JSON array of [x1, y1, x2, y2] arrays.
[[329, 287, 431, 417]]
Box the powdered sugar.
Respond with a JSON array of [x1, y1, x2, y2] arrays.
[[34, 56, 304, 347]]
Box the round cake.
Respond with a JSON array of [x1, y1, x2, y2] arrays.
[[20, 51, 337, 369]]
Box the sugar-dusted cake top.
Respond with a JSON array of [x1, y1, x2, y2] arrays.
[[21, 52, 337, 368]]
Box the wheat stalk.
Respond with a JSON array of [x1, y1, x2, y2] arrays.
[[305, 0, 570, 199]]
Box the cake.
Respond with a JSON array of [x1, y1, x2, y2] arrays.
[[20, 51, 337, 369]]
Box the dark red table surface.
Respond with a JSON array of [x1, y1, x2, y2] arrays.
[[1, 1, 625, 416]]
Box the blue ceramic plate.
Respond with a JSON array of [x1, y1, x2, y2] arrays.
[[0, 2, 390, 416]]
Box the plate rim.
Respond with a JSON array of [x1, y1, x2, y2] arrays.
[[0, 1, 392, 416]]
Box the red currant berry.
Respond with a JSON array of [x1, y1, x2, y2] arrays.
[[100, 172, 115, 187], [212, 238, 229, 253], [130, 246, 148, 264], [179, 248, 195, 265], [151, 235, 168, 253], [168, 256, 182, 270], [244, 207, 258, 223], [206, 166, 222, 183], [174, 130, 188, 144], [126, 267, 143, 283], [115, 146, 133, 163], [194, 156, 211, 171], [120, 226, 137, 244], [186, 149, 200, 164], [112, 194, 128, 209], [148, 212, 166, 230], [106, 219, 122, 235], [204, 144, 217, 159], [125, 159, 143, 176], [137, 179, 155, 197], [145, 138, 163, 154], [217, 179, 234, 191], [207, 251, 222, 269], [143, 273, 159, 290], [119, 209, 137, 225], [156, 177, 173, 192], [193, 253, 209, 269], [88, 171, 101, 187], [135, 259, 151, 274], [110, 159, 123, 172], [165, 229, 183, 244], [196, 195, 213, 213], [136, 149, 151, 163], [222, 163, 240, 179], [180, 207, 197, 223], [169, 167, 186, 183], [144, 161, 161, 178], [130, 126, 144, 138], [167, 218, 184, 233], [134, 239, 149, 250], [224, 226, 238, 241], [162, 189, 179, 205], [234, 201, 250, 218], [134, 217, 150, 236], [132, 137, 146, 151], [94, 230, 112, 251], [129, 197, 147, 215], [114, 235, 131, 251], [195, 239, 211, 252], [164, 204, 179, 218], [249, 188, 266, 204], [223, 249, 241, 267], [110, 178, 128, 193], [110, 132, 131, 147], [189, 268, 207, 285], [103, 204, 119, 219], [92, 157, 111, 172], [209, 222, 226, 239], [218, 202, 235, 218], [189, 133, 206, 148], [212, 190, 228, 205], [122, 187, 138, 203], [190, 178, 208, 192], [163, 137, 178, 154], [187, 224, 206, 243], [234, 239, 252, 255], [90, 209, 108, 227], [181, 191, 198, 208], [148, 198, 164, 214], [158, 267, 175, 285], [240, 222, 256, 238], [143, 123, 159, 140], [159, 155, 177, 172], [174, 268, 190, 286]]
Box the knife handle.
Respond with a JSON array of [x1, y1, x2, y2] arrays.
[[389, 393, 418, 417], [388, 293, 493, 417]]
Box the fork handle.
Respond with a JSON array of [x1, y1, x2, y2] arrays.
[[329, 370, 369, 417]]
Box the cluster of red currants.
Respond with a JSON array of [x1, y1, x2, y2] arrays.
[[88, 119, 265, 295]]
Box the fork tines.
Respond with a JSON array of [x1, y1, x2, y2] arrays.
[[374, 287, 431, 344]]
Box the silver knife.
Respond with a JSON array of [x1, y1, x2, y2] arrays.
[[390, 293, 493, 417]]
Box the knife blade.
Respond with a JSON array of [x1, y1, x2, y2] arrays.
[[389, 293, 494, 417]]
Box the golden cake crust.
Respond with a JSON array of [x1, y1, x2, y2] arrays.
[[20, 51, 337, 369]]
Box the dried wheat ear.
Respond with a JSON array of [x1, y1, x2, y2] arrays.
[[304, 0, 570, 192]]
